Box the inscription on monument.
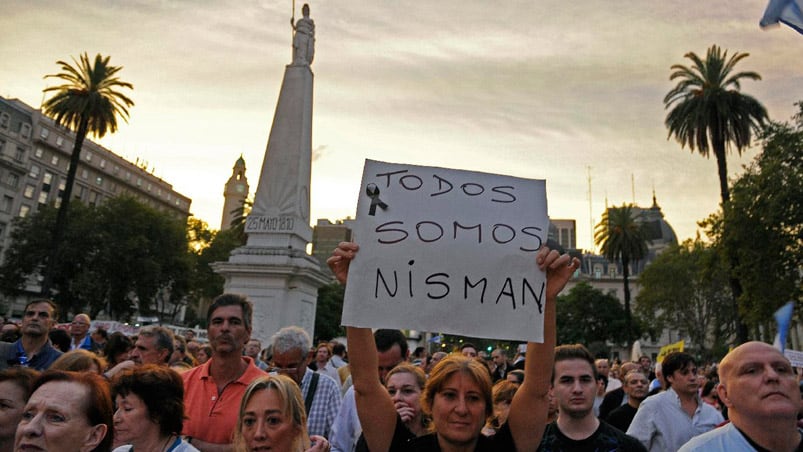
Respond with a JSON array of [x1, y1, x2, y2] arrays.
[[245, 215, 296, 233]]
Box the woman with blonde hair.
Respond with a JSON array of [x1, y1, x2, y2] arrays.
[[234, 375, 330, 452]]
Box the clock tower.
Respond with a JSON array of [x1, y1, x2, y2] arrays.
[[221, 155, 249, 230]]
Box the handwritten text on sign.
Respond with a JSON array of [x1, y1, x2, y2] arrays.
[[342, 160, 550, 342]]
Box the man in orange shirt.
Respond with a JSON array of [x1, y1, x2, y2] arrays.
[[181, 294, 267, 452]]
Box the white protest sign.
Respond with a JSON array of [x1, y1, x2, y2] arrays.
[[342, 160, 550, 342], [784, 349, 803, 368]]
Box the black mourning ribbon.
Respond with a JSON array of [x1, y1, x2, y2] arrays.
[[366, 183, 388, 216]]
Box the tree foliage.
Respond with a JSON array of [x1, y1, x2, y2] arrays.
[[635, 239, 733, 360], [40, 53, 134, 295], [556, 282, 631, 347], [663, 44, 768, 205], [314, 282, 345, 341], [594, 204, 648, 346], [185, 222, 246, 326], [0, 196, 189, 322], [709, 102, 803, 340]]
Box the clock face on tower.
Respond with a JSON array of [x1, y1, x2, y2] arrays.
[[236, 184, 245, 193]]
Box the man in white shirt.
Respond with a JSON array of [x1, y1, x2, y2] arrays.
[[627, 352, 723, 451], [680, 342, 802, 451]]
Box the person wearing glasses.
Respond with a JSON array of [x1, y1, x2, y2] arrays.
[[181, 294, 268, 452], [0, 299, 62, 371], [271, 326, 342, 440]]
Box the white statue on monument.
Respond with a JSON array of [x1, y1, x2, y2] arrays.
[[291, 3, 315, 65]]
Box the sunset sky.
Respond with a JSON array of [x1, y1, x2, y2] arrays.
[[2, 1, 800, 250]]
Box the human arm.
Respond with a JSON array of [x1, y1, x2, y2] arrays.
[[508, 246, 580, 452], [346, 326, 397, 452], [330, 242, 397, 451]]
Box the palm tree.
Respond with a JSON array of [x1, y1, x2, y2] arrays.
[[663, 44, 768, 205], [594, 204, 648, 349], [664, 45, 768, 343], [40, 53, 134, 296]]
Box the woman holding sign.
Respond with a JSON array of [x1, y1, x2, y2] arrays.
[[328, 242, 579, 452]]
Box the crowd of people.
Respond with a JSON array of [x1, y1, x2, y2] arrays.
[[0, 242, 800, 452]]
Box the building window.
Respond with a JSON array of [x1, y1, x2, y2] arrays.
[[0, 139, 5, 154], [42, 172, 53, 191], [146, 183, 152, 192], [89, 191, 97, 205], [51, 155, 59, 166], [23, 185, 35, 199], [76, 184, 85, 199], [2, 196, 13, 213], [95, 176, 103, 186], [608, 265, 617, 278], [136, 177, 142, 187], [19, 205, 30, 218], [57, 180, 66, 199], [20, 124, 31, 139], [113, 165, 120, 175], [0, 113, 9, 129], [99, 159, 106, 169], [38, 192, 48, 205], [40, 128, 49, 139], [6, 173, 19, 189], [125, 172, 131, 181], [81, 169, 88, 179], [56, 136, 64, 147], [14, 147, 25, 162], [29, 164, 40, 179], [35, 147, 44, 158], [85, 152, 92, 162]]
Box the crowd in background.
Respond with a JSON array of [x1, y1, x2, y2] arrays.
[[0, 242, 801, 452]]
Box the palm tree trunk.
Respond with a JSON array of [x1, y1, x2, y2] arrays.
[[40, 116, 88, 297], [622, 256, 633, 350], [714, 143, 749, 344]]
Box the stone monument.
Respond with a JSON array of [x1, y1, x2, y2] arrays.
[[213, 4, 329, 343]]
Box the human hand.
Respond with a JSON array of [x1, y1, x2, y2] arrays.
[[326, 242, 359, 285], [394, 401, 416, 423], [536, 246, 580, 300], [307, 436, 330, 452]]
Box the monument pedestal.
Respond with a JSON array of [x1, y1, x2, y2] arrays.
[[213, 59, 330, 343], [213, 248, 330, 343]]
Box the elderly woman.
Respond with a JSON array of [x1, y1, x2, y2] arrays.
[[15, 370, 114, 452], [234, 375, 330, 452], [111, 364, 198, 451], [328, 242, 578, 451], [51, 349, 107, 374], [0, 367, 38, 452]]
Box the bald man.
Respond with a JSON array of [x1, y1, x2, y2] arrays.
[[680, 342, 802, 451]]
